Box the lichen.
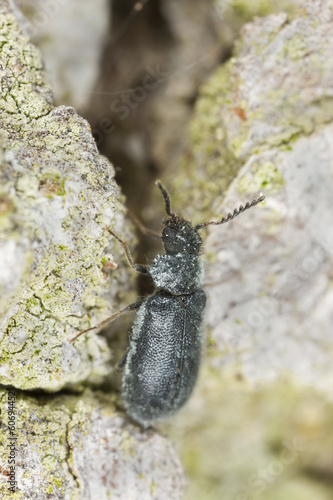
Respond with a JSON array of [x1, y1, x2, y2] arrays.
[[0, 5, 127, 391], [237, 160, 285, 194], [163, 365, 333, 500], [1, 389, 184, 499], [227, 0, 302, 23], [171, 2, 333, 221], [0, 389, 73, 499], [169, 64, 243, 222]]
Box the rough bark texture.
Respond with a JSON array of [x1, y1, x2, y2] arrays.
[[162, 2, 333, 499], [0, 2, 185, 498], [172, 1, 333, 393], [0, 0, 121, 391], [16, 0, 110, 112], [1, 0, 333, 499], [86, 0, 303, 215], [0, 388, 185, 500]]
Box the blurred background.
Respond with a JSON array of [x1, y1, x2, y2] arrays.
[[15, 1, 333, 499]]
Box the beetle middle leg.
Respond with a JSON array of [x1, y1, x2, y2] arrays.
[[69, 301, 142, 344], [126, 209, 161, 239]]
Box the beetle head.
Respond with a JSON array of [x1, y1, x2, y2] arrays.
[[162, 217, 202, 255], [155, 179, 265, 255], [156, 180, 202, 255]]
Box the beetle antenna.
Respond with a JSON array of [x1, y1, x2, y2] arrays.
[[195, 194, 265, 230], [156, 180, 176, 218]]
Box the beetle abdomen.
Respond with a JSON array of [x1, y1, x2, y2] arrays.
[[122, 289, 206, 427]]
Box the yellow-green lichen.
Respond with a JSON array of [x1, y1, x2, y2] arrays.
[[238, 161, 285, 194], [280, 33, 308, 60], [150, 481, 157, 495], [39, 172, 66, 197], [170, 63, 243, 219], [25, 295, 43, 316], [121, 429, 137, 460], [52, 477, 63, 490], [162, 366, 333, 500], [173, 0, 333, 219]]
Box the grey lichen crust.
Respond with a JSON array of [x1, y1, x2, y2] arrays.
[[178, 0, 333, 392], [0, 389, 185, 500], [0, 1, 125, 390]]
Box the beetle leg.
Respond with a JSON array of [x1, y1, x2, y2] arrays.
[[116, 348, 129, 372], [126, 209, 161, 239], [105, 228, 150, 275], [69, 301, 142, 344]]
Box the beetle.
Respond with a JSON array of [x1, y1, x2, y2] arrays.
[[70, 181, 264, 427]]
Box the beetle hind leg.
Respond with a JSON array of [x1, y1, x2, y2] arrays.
[[69, 301, 142, 344], [116, 348, 129, 372]]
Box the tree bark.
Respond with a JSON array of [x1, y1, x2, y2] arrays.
[[0, 2, 185, 498]]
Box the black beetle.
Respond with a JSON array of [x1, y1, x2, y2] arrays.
[[70, 181, 264, 427]]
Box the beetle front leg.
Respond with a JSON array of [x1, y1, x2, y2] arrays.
[[106, 228, 149, 275], [69, 301, 142, 344]]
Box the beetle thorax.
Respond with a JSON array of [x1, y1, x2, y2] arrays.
[[149, 253, 204, 295]]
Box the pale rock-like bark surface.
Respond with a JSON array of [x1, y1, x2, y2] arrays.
[[0, 2, 185, 498], [150, 0, 303, 176], [0, 0, 122, 391], [174, 0, 333, 393], [16, 0, 110, 111], [163, 4, 333, 499], [0, 389, 185, 500]]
